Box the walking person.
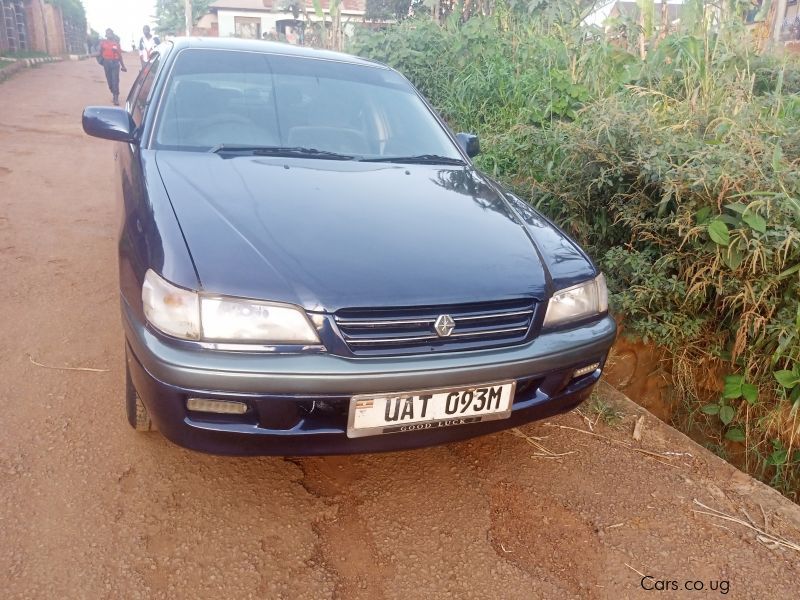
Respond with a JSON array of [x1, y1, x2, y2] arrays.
[[138, 25, 158, 69], [98, 28, 127, 106]]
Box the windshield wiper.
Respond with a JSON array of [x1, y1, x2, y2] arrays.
[[359, 154, 466, 165], [210, 145, 354, 160]]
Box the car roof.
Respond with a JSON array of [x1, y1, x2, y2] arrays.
[[167, 37, 389, 70]]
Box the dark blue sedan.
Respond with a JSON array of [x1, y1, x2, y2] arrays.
[[82, 38, 616, 455]]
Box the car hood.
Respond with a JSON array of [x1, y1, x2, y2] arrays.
[[155, 152, 554, 312]]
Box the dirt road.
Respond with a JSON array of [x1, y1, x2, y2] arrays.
[[1, 58, 799, 600]]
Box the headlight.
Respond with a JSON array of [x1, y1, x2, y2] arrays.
[[200, 296, 319, 343], [142, 269, 320, 344], [543, 274, 608, 328]]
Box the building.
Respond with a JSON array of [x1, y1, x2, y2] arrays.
[[196, 0, 368, 40], [1, 0, 85, 55], [747, 0, 800, 40], [1, 0, 29, 52], [605, 1, 687, 32]]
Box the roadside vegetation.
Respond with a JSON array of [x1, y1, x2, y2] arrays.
[[0, 50, 51, 60], [350, 2, 800, 499]]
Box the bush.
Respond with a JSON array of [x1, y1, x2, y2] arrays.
[[351, 14, 800, 497]]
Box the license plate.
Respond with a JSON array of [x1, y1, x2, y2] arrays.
[[346, 381, 516, 438]]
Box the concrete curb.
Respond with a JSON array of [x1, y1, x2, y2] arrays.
[[597, 380, 800, 529], [0, 55, 64, 83], [21, 56, 63, 67]]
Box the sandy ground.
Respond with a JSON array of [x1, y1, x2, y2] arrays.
[[1, 57, 799, 600]]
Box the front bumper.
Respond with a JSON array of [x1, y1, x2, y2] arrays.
[[123, 301, 616, 455]]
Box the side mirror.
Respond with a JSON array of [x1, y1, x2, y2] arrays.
[[456, 132, 480, 158], [82, 106, 137, 143]]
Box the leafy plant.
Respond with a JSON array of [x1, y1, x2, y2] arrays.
[[351, 11, 800, 501], [587, 396, 625, 427], [774, 365, 800, 406], [723, 375, 759, 406]]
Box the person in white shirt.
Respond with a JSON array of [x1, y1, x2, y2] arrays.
[[138, 26, 158, 69]]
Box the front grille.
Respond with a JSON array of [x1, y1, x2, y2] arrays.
[[334, 299, 537, 356]]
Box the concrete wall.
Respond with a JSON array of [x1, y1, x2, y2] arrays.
[[1, 1, 83, 55], [1, 0, 29, 53], [24, 0, 65, 55]]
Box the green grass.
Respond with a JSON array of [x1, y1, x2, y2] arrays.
[[586, 396, 625, 428], [0, 59, 15, 70], [0, 50, 50, 59]]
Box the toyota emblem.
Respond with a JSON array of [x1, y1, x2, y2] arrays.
[[434, 314, 456, 337]]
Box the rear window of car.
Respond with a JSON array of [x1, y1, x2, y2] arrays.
[[152, 48, 461, 160]]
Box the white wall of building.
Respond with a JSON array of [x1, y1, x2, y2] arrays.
[[216, 9, 364, 38], [217, 10, 272, 37]]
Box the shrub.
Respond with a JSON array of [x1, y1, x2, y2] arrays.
[[351, 15, 800, 498]]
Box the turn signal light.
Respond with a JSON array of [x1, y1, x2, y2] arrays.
[[187, 398, 248, 414]]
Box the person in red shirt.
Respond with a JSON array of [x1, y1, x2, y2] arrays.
[[97, 28, 127, 105]]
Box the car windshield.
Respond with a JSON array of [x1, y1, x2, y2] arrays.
[[154, 48, 463, 161]]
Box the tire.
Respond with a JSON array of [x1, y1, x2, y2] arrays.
[[125, 360, 152, 432]]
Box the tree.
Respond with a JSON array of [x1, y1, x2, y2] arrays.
[[46, 0, 87, 28], [283, 1, 303, 19], [155, 0, 213, 35], [658, 0, 668, 41], [635, 0, 653, 58], [365, 0, 413, 21]]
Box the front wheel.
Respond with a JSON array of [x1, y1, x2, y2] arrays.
[[125, 360, 152, 432]]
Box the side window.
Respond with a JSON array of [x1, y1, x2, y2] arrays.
[[125, 68, 147, 108], [132, 54, 161, 127]]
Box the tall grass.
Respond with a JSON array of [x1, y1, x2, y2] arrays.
[[351, 15, 800, 499]]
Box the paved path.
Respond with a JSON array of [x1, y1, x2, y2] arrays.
[[1, 57, 799, 599]]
